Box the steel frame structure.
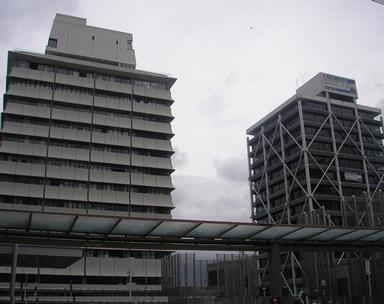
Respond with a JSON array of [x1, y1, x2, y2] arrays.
[[247, 94, 384, 301]]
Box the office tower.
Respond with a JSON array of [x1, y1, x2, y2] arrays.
[[246, 73, 384, 301], [0, 14, 176, 303]]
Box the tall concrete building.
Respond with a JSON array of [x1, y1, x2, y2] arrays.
[[246, 73, 384, 302], [0, 14, 176, 303]]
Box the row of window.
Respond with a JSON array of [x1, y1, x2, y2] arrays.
[[331, 105, 354, 116], [302, 100, 327, 111], [2, 135, 172, 158], [0, 272, 162, 285], [5, 112, 171, 140], [2, 196, 171, 215], [0, 174, 172, 193], [15, 60, 167, 90], [1, 154, 172, 176], [9, 79, 171, 106]]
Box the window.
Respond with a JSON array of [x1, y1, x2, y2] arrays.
[[48, 38, 58, 48], [127, 40, 132, 49], [30, 62, 38, 70]]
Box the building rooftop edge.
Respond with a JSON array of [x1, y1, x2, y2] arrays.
[[246, 93, 382, 135], [10, 50, 177, 87], [246, 72, 382, 135]]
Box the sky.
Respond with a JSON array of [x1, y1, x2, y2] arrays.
[[0, 0, 384, 222]]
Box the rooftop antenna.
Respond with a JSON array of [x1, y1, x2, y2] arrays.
[[296, 78, 299, 89]]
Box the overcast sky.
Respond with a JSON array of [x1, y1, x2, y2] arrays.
[[1, 0, 384, 222]]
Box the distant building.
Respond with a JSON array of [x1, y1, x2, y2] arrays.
[[246, 73, 384, 302], [0, 14, 176, 303]]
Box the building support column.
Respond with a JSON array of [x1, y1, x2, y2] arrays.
[[353, 99, 373, 225], [298, 100, 314, 217], [326, 92, 344, 219], [279, 114, 298, 296], [261, 126, 272, 223], [10, 244, 18, 304], [269, 243, 282, 299]]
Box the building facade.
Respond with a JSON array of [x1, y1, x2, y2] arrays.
[[246, 73, 384, 302], [0, 14, 176, 303]]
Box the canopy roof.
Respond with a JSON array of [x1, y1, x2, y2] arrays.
[[0, 208, 383, 251]]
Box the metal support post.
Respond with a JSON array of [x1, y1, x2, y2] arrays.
[[353, 99, 372, 214], [270, 243, 283, 299], [298, 100, 314, 216], [10, 244, 18, 304], [261, 126, 272, 223], [326, 92, 344, 205], [380, 190, 384, 226], [352, 195, 359, 226]]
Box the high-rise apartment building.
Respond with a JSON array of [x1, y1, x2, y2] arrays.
[[0, 14, 176, 303], [246, 73, 384, 301]]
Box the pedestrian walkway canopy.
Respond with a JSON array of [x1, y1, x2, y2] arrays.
[[0, 208, 383, 251]]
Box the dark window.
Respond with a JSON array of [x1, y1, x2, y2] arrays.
[[79, 71, 87, 78], [30, 62, 38, 70], [48, 38, 57, 48]]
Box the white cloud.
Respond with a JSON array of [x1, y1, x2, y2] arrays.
[[1, 0, 384, 223]]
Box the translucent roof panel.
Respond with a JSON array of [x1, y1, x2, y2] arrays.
[[310, 228, 355, 241], [359, 230, 384, 241], [186, 223, 235, 238], [150, 222, 201, 237], [31, 213, 75, 231], [113, 219, 160, 236], [253, 226, 301, 240], [221, 225, 267, 239], [336, 229, 381, 241], [282, 227, 329, 241], [73, 216, 118, 234], [0, 210, 29, 229]]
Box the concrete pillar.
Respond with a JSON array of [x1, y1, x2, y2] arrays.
[[269, 243, 282, 298], [10, 244, 18, 304]]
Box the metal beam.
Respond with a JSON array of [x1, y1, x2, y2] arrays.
[[10, 244, 17, 304]]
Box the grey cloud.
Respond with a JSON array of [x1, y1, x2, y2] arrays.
[[0, 1, 79, 44], [0, 1, 80, 108], [213, 155, 249, 183], [200, 90, 226, 117], [171, 146, 189, 170], [171, 174, 250, 222], [199, 71, 237, 119], [224, 71, 236, 89]]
